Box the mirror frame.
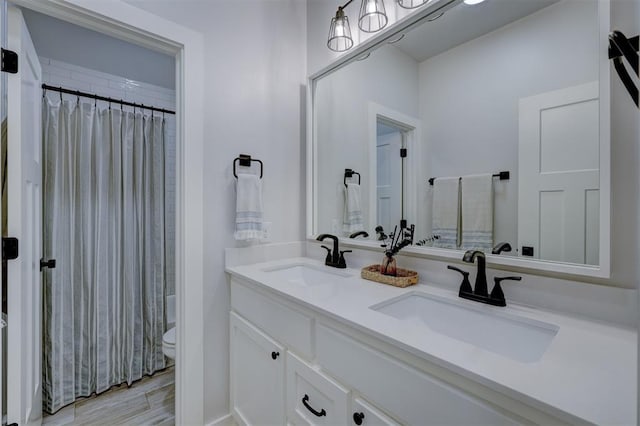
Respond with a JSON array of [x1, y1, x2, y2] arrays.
[[307, 0, 611, 279]]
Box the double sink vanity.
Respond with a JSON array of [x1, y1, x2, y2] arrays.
[[226, 0, 637, 423], [225, 246, 636, 425]]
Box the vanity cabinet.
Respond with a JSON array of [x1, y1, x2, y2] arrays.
[[230, 312, 285, 426], [286, 351, 350, 425], [230, 277, 561, 425], [351, 397, 399, 426]]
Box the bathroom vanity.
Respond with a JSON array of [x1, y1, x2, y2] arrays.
[[226, 256, 636, 425]]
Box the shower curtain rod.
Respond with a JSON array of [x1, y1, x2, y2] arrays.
[[42, 84, 176, 115]]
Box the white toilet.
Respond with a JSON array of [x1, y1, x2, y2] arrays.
[[162, 327, 176, 360], [162, 295, 176, 360]]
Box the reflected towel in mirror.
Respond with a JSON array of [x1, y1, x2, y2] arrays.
[[461, 174, 493, 251], [343, 183, 364, 234], [432, 177, 461, 249]]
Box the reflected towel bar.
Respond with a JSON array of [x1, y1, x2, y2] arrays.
[[428, 171, 509, 186]]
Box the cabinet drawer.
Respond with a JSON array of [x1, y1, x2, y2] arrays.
[[231, 279, 313, 358], [286, 351, 350, 426], [316, 323, 522, 425], [351, 397, 399, 426]]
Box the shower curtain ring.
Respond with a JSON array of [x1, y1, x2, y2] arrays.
[[120, 100, 123, 111], [59, 87, 62, 101]]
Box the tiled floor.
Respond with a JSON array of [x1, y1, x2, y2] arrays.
[[42, 367, 174, 426]]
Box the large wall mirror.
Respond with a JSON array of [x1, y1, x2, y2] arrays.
[[310, 0, 610, 277]]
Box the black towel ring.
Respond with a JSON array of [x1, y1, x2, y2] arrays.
[[233, 154, 263, 179], [344, 168, 361, 187]]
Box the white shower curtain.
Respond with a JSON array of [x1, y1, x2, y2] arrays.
[[41, 98, 166, 414]]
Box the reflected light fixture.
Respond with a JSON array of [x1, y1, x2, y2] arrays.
[[327, 5, 354, 52], [397, 0, 429, 9], [358, 0, 388, 33]]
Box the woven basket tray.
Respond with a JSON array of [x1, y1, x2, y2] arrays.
[[361, 264, 419, 288]]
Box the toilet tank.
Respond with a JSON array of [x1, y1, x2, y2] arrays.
[[166, 294, 176, 329]]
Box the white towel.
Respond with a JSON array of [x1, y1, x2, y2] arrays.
[[234, 173, 263, 241], [460, 174, 493, 251], [432, 177, 461, 249], [343, 183, 364, 234]]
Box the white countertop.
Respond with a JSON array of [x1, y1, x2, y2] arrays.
[[226, 257, 637, 425]]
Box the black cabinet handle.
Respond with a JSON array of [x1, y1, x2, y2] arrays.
[[353, 411, 365, 425], [271, 351, 279, 360], [302, 394, 326, 417]]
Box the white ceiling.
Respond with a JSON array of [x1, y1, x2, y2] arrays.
[[393, 0, 560, 62]]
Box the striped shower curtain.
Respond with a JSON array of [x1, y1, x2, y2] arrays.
[[41, 98, 167, 414]]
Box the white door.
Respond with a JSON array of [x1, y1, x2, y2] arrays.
[[518, 82, 599, 264], [6, 5, 43, 425], [376, 129, 402, 232], [230, 312, 285, 426]]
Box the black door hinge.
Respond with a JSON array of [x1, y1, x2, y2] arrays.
[[2, 237, 19, 261], [400, 148, 407, 158], [1, 48, 18, 74]]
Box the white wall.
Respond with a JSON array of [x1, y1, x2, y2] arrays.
[[315, 45, 419, 236], [39, 57, 177, 297], [121, 1, 307, 423], [22, 8, 175, 89], [418, 0, 598, 250]]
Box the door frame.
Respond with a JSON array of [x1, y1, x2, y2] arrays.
[[4, 0, 205, 423], [367, 102, 421, 237]]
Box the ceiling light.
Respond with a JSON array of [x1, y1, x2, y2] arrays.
[[358, 0, 388, 33], [327, 7, 354, 52], [463, 0, 486, 4], [397, 0, 429, 9]]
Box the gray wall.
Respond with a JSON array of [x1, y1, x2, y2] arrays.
[[22, 8, 175, 89]]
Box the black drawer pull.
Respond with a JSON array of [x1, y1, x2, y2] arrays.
[[302, 394, 326, 417], [271, 351, 279, 360], [353, 411, 365, 425]]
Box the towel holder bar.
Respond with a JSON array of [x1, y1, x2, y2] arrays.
[[344, 168, 361, 187], [233, 154, 263, 179], [428, 171, 509, 186]]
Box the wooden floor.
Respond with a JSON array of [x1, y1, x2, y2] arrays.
[[42, 367, 174, 426]]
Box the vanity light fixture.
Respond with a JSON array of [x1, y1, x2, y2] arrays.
[[327, 0, 390, 52], [327, 5, 354, 52], [358, 0, 388, 32], [397, 0, 429, 9]]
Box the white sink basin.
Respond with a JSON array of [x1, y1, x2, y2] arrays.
[[262, 263, 351, 287], [371, 292, 558, 363]]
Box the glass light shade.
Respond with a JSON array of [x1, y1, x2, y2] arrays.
[[327, 10, 354, 52], [397, 0, 429, 9], [358, 0, 388, 33]]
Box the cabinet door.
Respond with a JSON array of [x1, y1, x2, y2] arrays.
[[351, 397, 399, 426], [230, 312, 285, 426], [286, 351, 349, 426]]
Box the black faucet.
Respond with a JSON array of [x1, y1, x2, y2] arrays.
[[492, 242, 512, 255], [349, 230, 369, 239], [448, 250, 521, 306], [316, 234, 351, 268], [462, 250, 488, 297]]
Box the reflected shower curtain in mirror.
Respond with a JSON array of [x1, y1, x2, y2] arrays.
[[41, 99, 166, 414]]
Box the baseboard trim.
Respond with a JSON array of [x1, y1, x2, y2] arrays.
[[206, 413, 234, 426]]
